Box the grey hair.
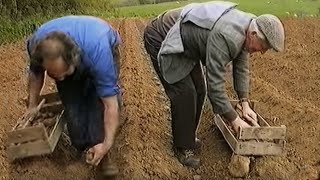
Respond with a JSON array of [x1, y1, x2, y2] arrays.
[[30, 31, 81, 68]]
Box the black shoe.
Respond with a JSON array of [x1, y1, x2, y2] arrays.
[[195, 138, 202, 149], [174, 148, 200, 168]]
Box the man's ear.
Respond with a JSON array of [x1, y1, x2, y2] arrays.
[[250, 31, 257, 37]]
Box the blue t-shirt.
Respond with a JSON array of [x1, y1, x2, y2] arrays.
[[28, 15, 120, 97]]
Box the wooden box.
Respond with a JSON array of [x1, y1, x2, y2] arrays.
[[6, 92, 66, 162], [214, 100, 286, 156]]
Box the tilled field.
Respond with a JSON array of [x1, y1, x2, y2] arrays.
[[0, 17, 319, 180]]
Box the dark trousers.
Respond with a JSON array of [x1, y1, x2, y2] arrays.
[[56, 72, 122, 151], [56, 73, 105, 151], [144, 28, 206, 149]]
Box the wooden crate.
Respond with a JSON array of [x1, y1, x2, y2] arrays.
[[6, 92, 66, 162], [214, 100, 286, 156]]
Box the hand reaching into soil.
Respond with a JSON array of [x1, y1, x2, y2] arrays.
[[86, 142, 111, 166]]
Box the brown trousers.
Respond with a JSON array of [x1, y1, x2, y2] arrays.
[[144, 27, 206, 149]]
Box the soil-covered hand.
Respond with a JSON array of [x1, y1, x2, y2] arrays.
[[86, 142, 111, 166], [231, 116, 251, 134], [24, 107, 39, 121], [241, 102, 257, 125]]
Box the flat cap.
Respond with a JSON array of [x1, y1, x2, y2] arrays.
[[256, 14, 285, 52]]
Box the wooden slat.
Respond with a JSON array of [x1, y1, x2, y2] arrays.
[[251, 101, 256, 110], [214, 115, 238, 152], [7, 124, 47, 144], [38, 92, 63, 114], [48, 111, 66, 151], [239, 126, 286, 140], [40, 103, 64, 114], [257, 113, 270, 127], [235, 141, 285, 156], [22, 99, 46, 128], [40, 92, 60, 103], [7, 140, 51, 162], [21, 92, 59, 106]]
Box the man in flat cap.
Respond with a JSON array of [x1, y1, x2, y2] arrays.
[[144, 1, 285, 168], [25, 16, 121, 176]]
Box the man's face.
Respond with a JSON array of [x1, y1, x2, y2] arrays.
[[245, 32, 270, 54], [43, 56, 75, 81]]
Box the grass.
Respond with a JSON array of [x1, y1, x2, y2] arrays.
[[0, 1, 116, 44], [0, 0, 319, 44], [232, 0, 320, 17], [0, 15, 54, 43], [115, 0, 209, 17], [115, 0, 320, 17], [0, 14, 72, 44]]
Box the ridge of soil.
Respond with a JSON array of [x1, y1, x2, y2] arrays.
[[0, 17, 319, 180]]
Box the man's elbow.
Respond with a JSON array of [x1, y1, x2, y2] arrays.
[[102, 96, 120, 114]]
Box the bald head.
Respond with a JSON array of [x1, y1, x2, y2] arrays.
[[34, 38, 64, 61], [30, 31, 79, 80], [31, 31, 79, 67]]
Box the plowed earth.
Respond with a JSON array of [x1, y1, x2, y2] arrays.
[[0, 18, 319, 180]]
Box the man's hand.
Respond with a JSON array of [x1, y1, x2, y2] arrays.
[[86, 95, 119, 166], [230, 116, 251, 134], [241, 102, 257, 123], [86, 142, 111, 166], [24, 106, 39, 121]]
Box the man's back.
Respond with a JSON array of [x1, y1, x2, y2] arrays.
[[146, 8, 182, 49], [28, 15, 120, 97], [28, 16, 120, 67], [31, 16, 116, 47]]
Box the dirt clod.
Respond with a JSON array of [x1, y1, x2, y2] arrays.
[[228, 154, 250, 178], [193, 174, 201, 180]]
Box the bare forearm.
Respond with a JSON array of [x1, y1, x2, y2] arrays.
[[86, 95, 119, 166], [103, 105, 119, 148], [28, 72, 44, 108]]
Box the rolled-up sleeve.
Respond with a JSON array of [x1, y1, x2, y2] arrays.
[[232, 51, 249, 99], [205, 32, 237, 122], [90, 40, 120, 98]]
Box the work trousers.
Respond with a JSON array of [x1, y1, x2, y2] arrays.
[[56, 69, 105, 151], [144, 27, 206, 149]]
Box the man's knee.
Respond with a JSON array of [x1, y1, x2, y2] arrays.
[[169, 80, 197, 104]]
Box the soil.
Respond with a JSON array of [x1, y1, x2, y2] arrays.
[[228, 154, 250, 178], [0, 17, 319, 180]]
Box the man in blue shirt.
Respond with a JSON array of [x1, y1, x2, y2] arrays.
[[25, 16, 121, 176]]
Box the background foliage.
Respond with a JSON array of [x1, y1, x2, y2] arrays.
[[0, 0, 319, 44]]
